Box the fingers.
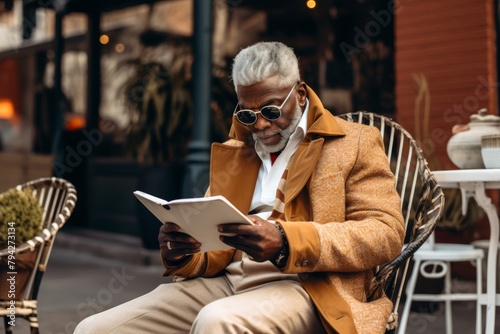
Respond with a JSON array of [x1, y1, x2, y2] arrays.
[[159, 236, 201, 261], [219, 234, 249, 247], [158, 223, 201, 261], [217, 215, 267, 236], [160, 222, 181, 233], [218, 217, 284, 262], [218, 223, 256, 236], [220, 234, 266, 262]]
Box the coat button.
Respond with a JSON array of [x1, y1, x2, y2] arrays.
[[295, 260, 302, 267], [302, 260, 310, 267]]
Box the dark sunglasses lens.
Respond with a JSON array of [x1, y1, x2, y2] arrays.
[[261, 107, 281, 120], [236, 110, 257, 124]]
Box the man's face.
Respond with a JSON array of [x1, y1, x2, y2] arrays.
[[235, 77, 306, 153]]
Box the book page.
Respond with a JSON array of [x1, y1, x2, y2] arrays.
[[133, 191, 253, 252]]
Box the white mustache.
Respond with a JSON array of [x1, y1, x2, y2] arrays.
[[254, 130, 280, 138]]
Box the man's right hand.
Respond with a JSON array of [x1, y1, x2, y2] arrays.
[[158, 223, 201, 262]]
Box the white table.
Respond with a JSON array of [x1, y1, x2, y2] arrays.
[[433, 169, 500, 333]]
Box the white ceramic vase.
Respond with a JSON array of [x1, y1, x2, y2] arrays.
[[446, 108, 500, 169]]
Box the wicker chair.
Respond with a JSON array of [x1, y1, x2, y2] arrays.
[[0, 177, 77, 334], [338, 111, 445, 333]]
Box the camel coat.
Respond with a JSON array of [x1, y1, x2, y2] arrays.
[[163, 87, 405, 334]]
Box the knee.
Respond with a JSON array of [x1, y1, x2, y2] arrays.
[[192, 302, 243, 332], [192, 303, 224, 329], [74, 315, 96, 334]]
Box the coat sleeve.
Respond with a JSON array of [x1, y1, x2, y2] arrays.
[[162, 250, 234, 278], [280, 125, 405, 273]]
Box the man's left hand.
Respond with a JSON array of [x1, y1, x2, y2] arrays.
[[218, 216, 284, 262]]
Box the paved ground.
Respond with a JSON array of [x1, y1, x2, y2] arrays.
[[1, 228, 499, 333]]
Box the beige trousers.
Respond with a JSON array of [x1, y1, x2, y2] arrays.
[[74, 257, 326, 334]]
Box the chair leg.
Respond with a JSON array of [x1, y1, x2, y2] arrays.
[[444, 262, 452, 334], [3, 316, 13, 334], [29, 313, 40, 334], [475, 257, 482, 334], [398, 258, 421, 334]]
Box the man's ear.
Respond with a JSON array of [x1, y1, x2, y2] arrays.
[[297, 82, 307, 107]]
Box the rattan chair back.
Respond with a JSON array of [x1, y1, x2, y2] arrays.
[[338, 111, 445, 333]]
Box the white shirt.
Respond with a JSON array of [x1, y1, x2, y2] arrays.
[[250, 99, 310, 220]]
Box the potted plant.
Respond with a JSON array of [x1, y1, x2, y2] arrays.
[[0, 188, 43, 300]]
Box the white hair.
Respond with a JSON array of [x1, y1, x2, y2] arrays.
[[231, 41, 301, 90]]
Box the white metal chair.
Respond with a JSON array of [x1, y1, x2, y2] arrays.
[[397, 233, 483, 334], [471, 239, 500, 291], [338, 112, 445, 333]]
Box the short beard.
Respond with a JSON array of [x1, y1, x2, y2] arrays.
[[253, 99, 303, 153]]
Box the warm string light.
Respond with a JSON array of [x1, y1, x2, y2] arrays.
[[100, 34, 126, 53], [99, 34, 109, 44], [306, 0, 316, 9], [115, 43, 125, 53]]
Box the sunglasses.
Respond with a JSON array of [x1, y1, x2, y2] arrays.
[[233, 82, 298, 125]]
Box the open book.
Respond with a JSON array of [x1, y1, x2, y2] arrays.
[[133, 191, 254, 252]]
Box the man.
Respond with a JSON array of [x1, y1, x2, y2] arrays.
[[75, 41, 404, 334]]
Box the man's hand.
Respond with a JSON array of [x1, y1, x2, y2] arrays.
[[218, 216, 284, 262], [158, 223, 201, 262]]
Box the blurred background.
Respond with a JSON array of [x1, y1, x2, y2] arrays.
[[0, 0, 498, 273]]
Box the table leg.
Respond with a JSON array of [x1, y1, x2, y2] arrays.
[[461, 182, 499, 334]]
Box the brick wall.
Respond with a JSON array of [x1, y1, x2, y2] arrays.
[[395, 0, 497, 171]]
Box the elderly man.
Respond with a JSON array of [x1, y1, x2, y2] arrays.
[[75, 41, 404, 334]]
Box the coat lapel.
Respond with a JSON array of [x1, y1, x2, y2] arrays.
[[284, 138, 324, 210], [209, 142, 260, 214], [283, 85, 345, 220]]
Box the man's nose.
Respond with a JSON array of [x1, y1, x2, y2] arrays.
[[252, 114, 272, 131]]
